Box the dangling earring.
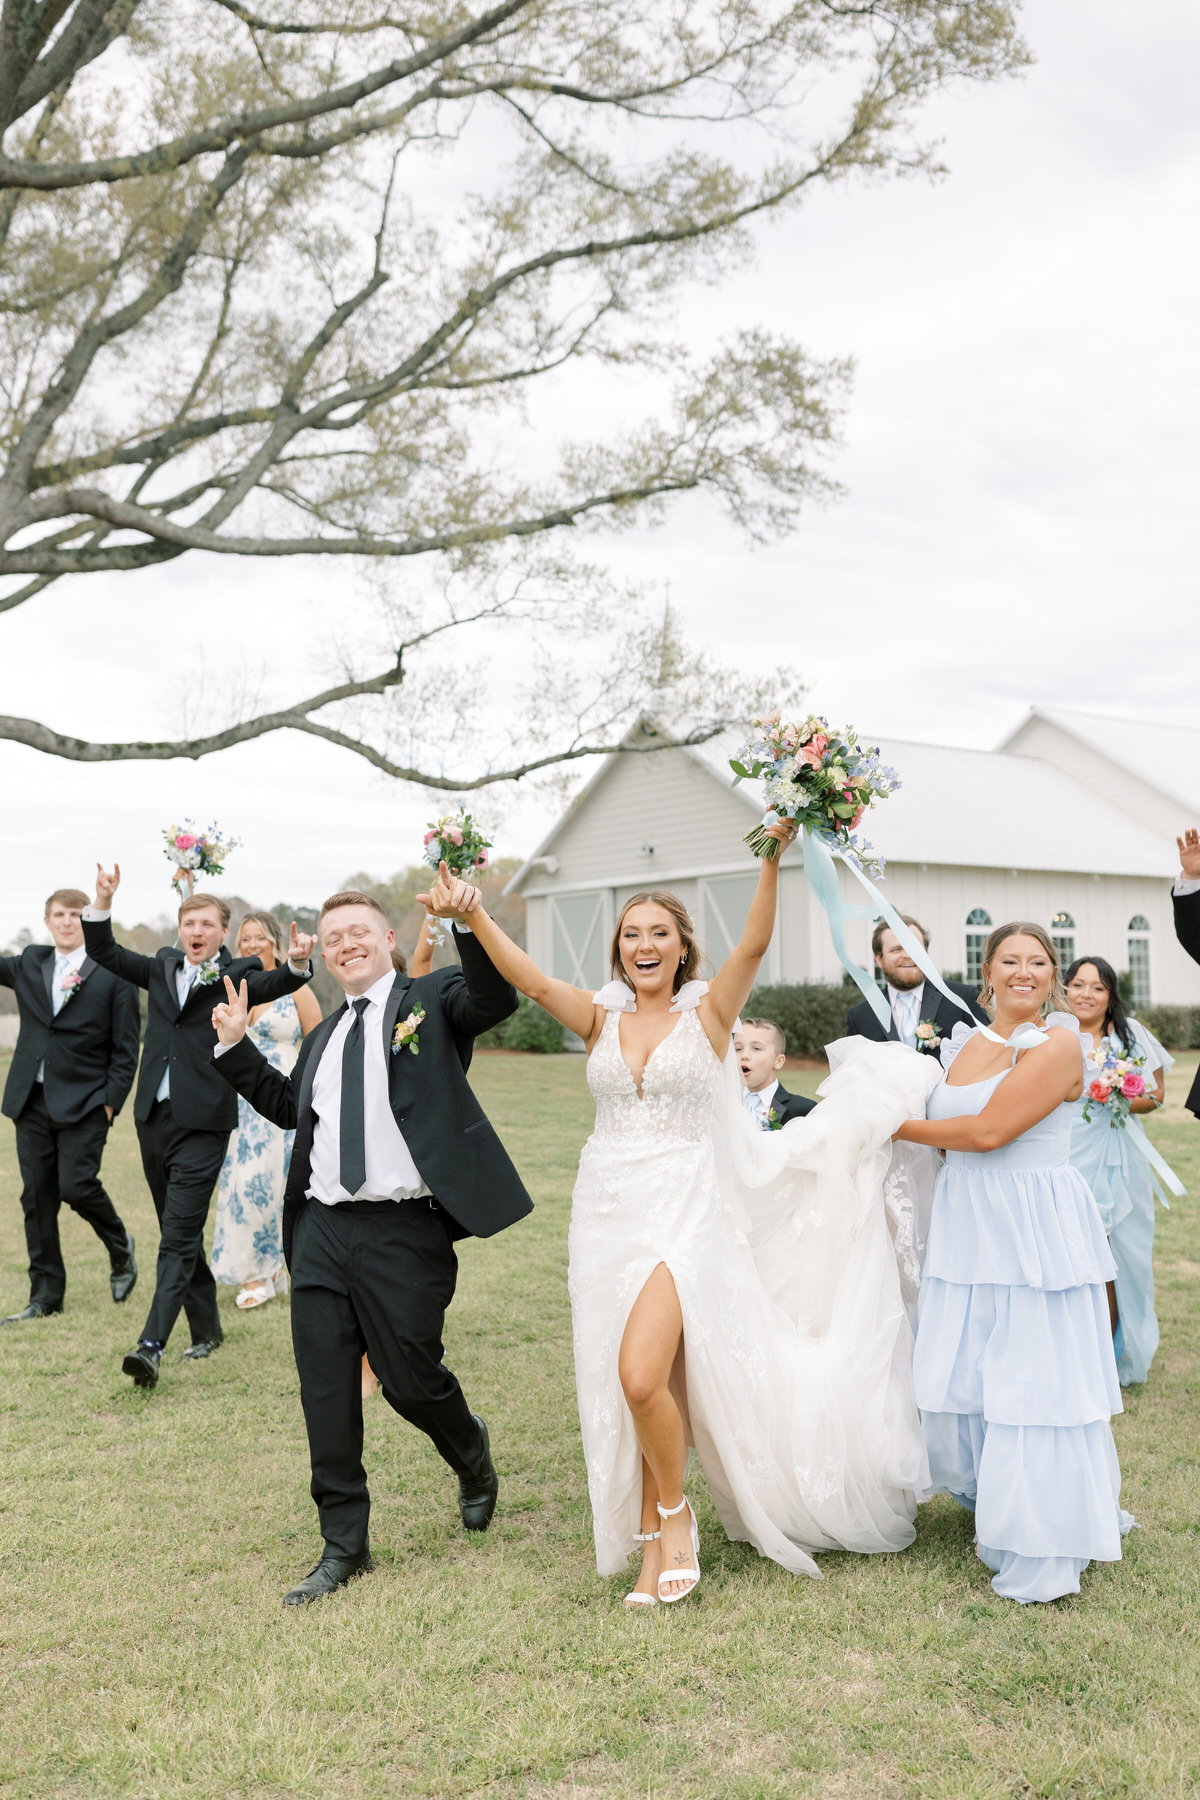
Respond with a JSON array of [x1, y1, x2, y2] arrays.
[[679, 954, 686, 964]]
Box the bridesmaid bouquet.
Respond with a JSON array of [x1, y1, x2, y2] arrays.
[[1083, 1044, 1147, 1126], [730, 713, 899, 871], [421, 809, 493, 945], [162, 820, 239, 886]]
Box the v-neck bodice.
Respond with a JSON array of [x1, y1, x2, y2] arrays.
[[586, 1006, 719, 1145]]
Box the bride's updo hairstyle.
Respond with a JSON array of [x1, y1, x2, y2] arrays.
[[980, 920, 1068, 1016], [610, 891, 703, 996]]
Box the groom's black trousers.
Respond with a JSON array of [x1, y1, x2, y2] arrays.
[[291, 1196, 486, 1560]]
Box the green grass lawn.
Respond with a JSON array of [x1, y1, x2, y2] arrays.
[[1, 1050, 1199, 1800]]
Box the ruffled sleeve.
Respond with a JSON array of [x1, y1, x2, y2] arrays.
[[1042, 1010, 1093, 1067], [590, 980, 636, 1013], [669, 979, 710, 1013], [1130, 1017, 1174, 1075], [939, 1020, 977, 1072]]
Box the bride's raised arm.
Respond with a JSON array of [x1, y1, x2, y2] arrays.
[[418, 860, 601, 1046], [702, 821, 795, 1045]]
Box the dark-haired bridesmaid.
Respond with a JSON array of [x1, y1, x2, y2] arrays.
[[1065, 955, 1172, 1386]]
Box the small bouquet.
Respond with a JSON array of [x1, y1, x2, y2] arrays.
[[162, 820, 239, 889], [730, 713, 899, 872], [1082, 1044, 1147, 1126], [421, 809, 493, 946]]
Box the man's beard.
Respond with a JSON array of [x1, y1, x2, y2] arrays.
[[885, 967, 924, 992]]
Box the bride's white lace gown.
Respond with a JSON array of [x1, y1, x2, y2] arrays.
[[569, 980, 942, 1577]]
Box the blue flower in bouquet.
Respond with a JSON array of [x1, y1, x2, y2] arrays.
[[731, 713, 899, 870]]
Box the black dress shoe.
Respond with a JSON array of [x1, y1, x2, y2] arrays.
[[122, 1342, 161, 1387], [1, 1300, 62, 1324], [458, 1415, 499, 1532], [110, 1232, 137, 1303], [181, 1336, 223, 1361], [282, 1553, 373, 1607]]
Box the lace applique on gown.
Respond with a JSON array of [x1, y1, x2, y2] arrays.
[[569, 984, 943, 1577]]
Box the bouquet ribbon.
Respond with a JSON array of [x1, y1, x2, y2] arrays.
[[1125, 1115, 1185, 1206], [799, 827, 978, 1035]]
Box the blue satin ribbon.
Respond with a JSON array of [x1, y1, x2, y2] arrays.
[[798, 826, 979, 1035], [1125, 1114, 1186, 1206]]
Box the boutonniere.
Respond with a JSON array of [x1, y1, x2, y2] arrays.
[[60, 969, 84, 1002], [193, 960, 222, 988], [766, 1107, 785, 1131], [391, 1004, 426, 1056], [915, 1018, 943, 1051]]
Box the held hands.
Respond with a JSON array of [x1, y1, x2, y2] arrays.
[[1178, 828, 1200, 881], [288, 920, 316, 966], [94, 861, 121, 907], [212, 977, 249, 1046], [417, 859, 483, 921]]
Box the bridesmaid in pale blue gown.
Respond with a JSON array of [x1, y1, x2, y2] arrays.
[[1064, 955, 1171, 1387], [895, 921, 1133, 1604]]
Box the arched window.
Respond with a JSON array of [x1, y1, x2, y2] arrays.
[[1051, 910, 1075, 967], [1127, 914, 1151, 1009], [965, 908, 992, 991]]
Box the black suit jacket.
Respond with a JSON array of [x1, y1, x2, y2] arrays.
[[1173, 887, 1200, 1118], [846, 978, 987, 1053], [768, 1080, 816, 1124], [213, 931, 531, 1257], [82, 914, 312, 1133], [0, 946, 140, 1124]]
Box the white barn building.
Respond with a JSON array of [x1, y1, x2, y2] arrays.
[[507, 707, 1200, 1009]]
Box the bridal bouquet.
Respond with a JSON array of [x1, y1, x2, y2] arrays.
[[162, 820, 239, 884], [422, 810, 493, 944], [1083, 1043, 1147, 1126], [730, 714, 899, 872]]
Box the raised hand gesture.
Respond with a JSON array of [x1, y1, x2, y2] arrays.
[[94, 861, 121, 907], [1178, 828, 1200, 881], [417, 860, 483, 920], [212, 976, 249, 1046], [289, 920, 316, 966]]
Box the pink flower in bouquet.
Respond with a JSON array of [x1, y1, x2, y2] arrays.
[[475, 849, 489, 867], [781, 727, 797, 750], [850, 807, 865, 830], [1121, 1072, 1145, 1098], [423, 830, 438, 845], [1088, 1080, 1111, 1104], [174, 833, 197, 850], [445, 824, 464, 846], [796, 745, 823, 771], [810, 731, 830, 757]]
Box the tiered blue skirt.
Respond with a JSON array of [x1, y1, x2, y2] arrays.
[[914, 1160, 1133, 1602]]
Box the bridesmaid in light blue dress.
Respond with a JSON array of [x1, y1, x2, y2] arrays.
[[895, 921, 1133, 1605], [1064, 954, 1172, 1387]]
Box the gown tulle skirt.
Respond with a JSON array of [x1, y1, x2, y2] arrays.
[[569, 989, 942, 1578], [915, 1022, 1134, 1604]]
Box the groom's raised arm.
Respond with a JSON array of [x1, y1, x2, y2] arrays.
[[439, 927, 519, 1037]]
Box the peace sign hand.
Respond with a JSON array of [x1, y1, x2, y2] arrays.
[[212, 977, 249, 1046]]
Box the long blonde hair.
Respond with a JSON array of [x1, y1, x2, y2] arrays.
[[980, 921, 1068, 1016], [609, 890, 704, 995], [236, 909, 285, 964]]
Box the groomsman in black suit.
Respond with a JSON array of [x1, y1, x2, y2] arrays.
[[210, 884, 531, 1605], [1173, 828, 1200, 1120], [1, 887, 140, 1323], [846, 914, 986, 1053], [735, 1018, 816, 1127], [82, 862, 315, 1389]]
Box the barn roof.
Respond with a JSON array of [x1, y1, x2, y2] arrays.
[[997, 706, 1200, 814]]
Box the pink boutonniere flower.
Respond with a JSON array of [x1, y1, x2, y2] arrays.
[[915, 1018, 942, 1050], [391, 1004, 427, 1056], [60, 970, 84, 1001]]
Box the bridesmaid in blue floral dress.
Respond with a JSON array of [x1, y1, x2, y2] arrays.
[[212, 912, 322, 1309], [1064, 955, 1172, 1386], [895, 921, 1133, 1604]]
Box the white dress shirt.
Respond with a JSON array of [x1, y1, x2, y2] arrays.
[[742, 1080, 780, 1128], [306, 969, 430, 1205], [888, 981, 925, 1049], [1174, 877, 1200, 897], [37, 942, 88, 1082]]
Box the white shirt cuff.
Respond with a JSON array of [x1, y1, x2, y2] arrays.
[[213, 1042, 234, 1058], [286, 957, 311, 975], [1173, 877, 1200, 897], [82, 907, 111, 921], [452, 921, 474, 936]]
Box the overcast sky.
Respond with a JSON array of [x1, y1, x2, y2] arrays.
[[1, 0, 1196, 944]]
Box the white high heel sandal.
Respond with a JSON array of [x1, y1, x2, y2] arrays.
[[623, 1528, 661, 1608], [656, 1497, 701, 1603]]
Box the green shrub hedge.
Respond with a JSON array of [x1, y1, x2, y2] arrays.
[[744, 979, 860, 1059], [477, 993, 565, 1054], [1134, 1006, 1200, 1051]]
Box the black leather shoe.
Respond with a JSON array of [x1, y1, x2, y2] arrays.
[[282, 1553, 373, 1607], [182, 1336, 222, 1361], [110, 1232, 137, 1303], [122, 1342, 161, 1387], [2, 1300, 62, 1324], [458, 1415, 499, 1532]]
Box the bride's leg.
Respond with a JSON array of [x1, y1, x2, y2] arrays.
[[626, 1458, 662, 1602], [619, 1263, 696, 1599]]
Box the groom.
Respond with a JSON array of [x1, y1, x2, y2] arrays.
[[211, 883, 532, 1605]]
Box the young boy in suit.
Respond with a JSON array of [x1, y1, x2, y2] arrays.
[[734, 1018, 815, 1129]]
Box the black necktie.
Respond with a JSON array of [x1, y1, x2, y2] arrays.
[[339, 997, 371, 1197]]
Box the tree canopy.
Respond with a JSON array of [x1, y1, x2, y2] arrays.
[[0, 0, 1026, 789]]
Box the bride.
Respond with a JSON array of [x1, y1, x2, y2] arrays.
[[421, 833, 940, 1605]]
